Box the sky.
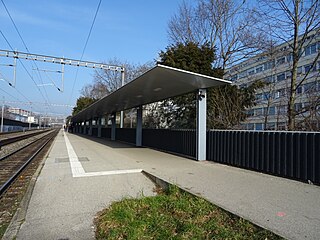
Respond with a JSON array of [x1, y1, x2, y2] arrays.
[[0, 0, 183, 118]]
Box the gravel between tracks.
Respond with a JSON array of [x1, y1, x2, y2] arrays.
[[0, 131, 52, 159], [0, 130, 58, 238]]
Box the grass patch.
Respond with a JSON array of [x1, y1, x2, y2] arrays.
[[95, 185, 282, 239], [0, 223, 9, 238]]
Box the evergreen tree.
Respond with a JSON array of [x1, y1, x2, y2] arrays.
[[158, 42, 222, 129], [157, 41, 261, 129], [72, 97, 96, 116]]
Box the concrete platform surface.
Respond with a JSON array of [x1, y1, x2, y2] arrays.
[[7, 130, 320, 240]]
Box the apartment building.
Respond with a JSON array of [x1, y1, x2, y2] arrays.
[[225, 29, 320, 131]]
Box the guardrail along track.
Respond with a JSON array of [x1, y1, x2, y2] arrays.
[[0, 129, 58, 196]]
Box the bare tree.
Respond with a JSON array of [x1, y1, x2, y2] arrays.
[[93, 58, 153, 94], [80, 82, 109, 100], [168, 0, 263, 71], [254, 0, 320, 130]]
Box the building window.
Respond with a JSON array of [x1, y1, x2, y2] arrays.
[[255, 123, 263, 130], [247, 123, 254, 130], [277, 88, 287, 97], [277, 57, 285, 65], [256, 93, 264, 101], [264, 60, 275, 70], [264, 106, 276, 115], [297, 86, 303, 94], [269, 106, 276, 115], [263, 93, 272, 101], [304, 82, 317, 93], [286, 71, 292, 79], [304, 64, 317, 73], [297, 66, 303, 74], [230, 74, 238, 81], [277, 122, 286, 131], [256, 65, 263, 73], [278, 105, 286, 114], [254, 108, 264, 116], [238, 71, 247, 79], [247, 109, 254, 117], [248, 68, 255, 75], [277, 73, 286, 82], [294, 103, 303, 112], [266, 123, 276, 130], [287, 54, 293, 62], [265, 76, 274, 84], [305, 43, 317, 56]]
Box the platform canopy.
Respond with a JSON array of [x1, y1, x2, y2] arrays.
[[72, 64, 231, 122]]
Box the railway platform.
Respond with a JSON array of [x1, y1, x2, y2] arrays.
[[4, 129, 320, 240]]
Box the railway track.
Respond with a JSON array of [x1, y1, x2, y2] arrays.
[[0, 129, 58, 196], [0, 129, 50, 149]]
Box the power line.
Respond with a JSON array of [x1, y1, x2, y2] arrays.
[[0, 30, 48, 103], [1, 0, 53, 110], [68, 0, 102, 105], [1, 0, 29, 52], [0, 30, 14, 50], [0, 85, 22, 102], [0, 67, 31, 103], [80, 0, 102, 62], [3, 100, 74, 108]]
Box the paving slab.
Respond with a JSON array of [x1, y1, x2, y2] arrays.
[[9, 130, 320, 240], [14, 131, 156, 240]]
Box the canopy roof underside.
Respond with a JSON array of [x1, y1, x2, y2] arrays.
[[72, 64, 231, 122]]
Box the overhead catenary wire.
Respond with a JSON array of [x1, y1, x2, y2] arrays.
[[0, 30, 14, 50], [0, 86, 22, 102], [0, 31, 44, 102], [68, 0, 102, 105], [1, 0, 54, 111], [3, 100, 74, 108]]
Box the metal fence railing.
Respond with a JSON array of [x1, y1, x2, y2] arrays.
[[115, 128, 136, 144], [82, 127, 319, 185], [207, 130, 320, 185], [142, 129, 196, 158], [101, 128, 111, 139], [92, 127, 98, 137]]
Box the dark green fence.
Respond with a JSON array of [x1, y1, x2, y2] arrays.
[[207, 130, 320, 185]]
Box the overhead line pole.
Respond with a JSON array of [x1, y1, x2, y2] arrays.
[[0, 49, 126, 126]]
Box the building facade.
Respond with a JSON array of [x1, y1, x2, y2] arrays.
[[225, 29, 320, 131]]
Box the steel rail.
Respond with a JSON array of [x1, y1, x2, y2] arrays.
[[0, 133, 48, 161], [0, 130, 58, 195], [0, 130, 49, 148]]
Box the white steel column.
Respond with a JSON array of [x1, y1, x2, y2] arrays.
[[120, 70, 125, 128], [111, 113, 116, 141], [197, 89, 207, 161], [136, 106, 142, 147]]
